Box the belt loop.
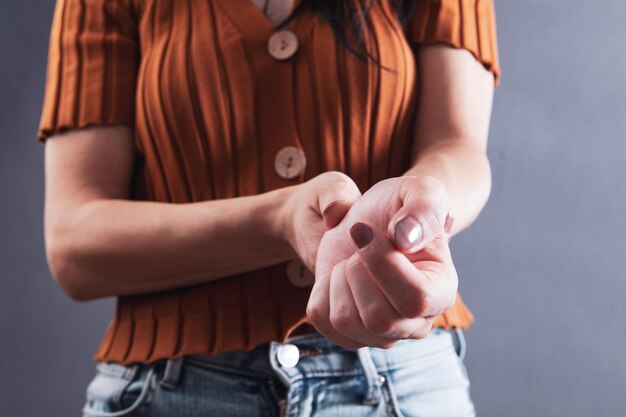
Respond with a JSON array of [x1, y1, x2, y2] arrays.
[[356, 347, 384, 405], [451, 328, 467, 361], [159, 357, 184, 390]]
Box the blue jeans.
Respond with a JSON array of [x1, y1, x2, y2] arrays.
[[82, 328, 474, 417]]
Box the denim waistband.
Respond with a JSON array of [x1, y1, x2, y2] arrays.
[[281, 328, 458, 374], [84, 328, 468, 417], [183, 328, 460, 382], [180, 328, 461, 408], [186, 328, 459, 371]]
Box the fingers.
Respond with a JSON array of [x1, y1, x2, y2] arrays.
[[329, 254, 399, 348], [386, 176, 449, 254], [315, 171, 362, 229], [322, 201, 353, 229], [307, 260, 366, 350], [350, 220, 458, 319], [343, 253, 433, 341], [309, 255, 432, 348]]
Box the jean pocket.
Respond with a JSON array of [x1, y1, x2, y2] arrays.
[[382, 343, 475, 417], [451, 328, 467, 361], [82, 361, 159, 417]]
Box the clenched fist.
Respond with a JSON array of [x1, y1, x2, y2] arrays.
[[307, 176, 458, 349]]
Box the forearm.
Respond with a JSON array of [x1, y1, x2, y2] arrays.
[[46, 187, 295, 300], [402, 139, 492, 236]]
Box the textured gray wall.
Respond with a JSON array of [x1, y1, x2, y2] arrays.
[[1, 0, 625, 416]]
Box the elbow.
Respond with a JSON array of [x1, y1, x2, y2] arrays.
[[469, 152, 493, 222], [45, 236, 102, 302], [476, 154, 492, 205], [481, 154, 493, 209]]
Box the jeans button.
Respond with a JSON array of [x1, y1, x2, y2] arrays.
[[276, 344, 300, 368]]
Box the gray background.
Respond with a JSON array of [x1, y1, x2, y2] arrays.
[[1, 0, 625, 415]]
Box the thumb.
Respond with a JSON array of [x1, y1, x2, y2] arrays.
[[317, 174, 362, 228], [386, 179, 450, 254]]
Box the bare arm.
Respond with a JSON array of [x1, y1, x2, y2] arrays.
[[403, 45, 496, 235], [306, 45, 497, 348], [43, 126, 359, 301], [43, 126, 291, 300]]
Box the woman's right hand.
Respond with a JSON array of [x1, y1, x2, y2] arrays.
[[278, 171, 362, 274]]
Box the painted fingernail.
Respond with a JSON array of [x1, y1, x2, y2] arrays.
[[444, 212, 455, 233], [393, 216, 422, 250], [350, 222, 373, 249]]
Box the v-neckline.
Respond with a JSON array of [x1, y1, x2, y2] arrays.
[[217, 0, 304, 42]]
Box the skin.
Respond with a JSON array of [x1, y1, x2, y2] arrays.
[[43, 39, 493, 348], [306, 45, 494, 348], [250, 0, 296, 27]]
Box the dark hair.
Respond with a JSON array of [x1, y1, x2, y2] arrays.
[[280, 0, 415, 68]]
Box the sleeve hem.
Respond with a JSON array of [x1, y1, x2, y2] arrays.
[[406, 0, 502, 86], [37, 119, 134, 143], [410, 38, 501, 86]]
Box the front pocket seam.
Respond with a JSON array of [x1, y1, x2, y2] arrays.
[[82, 365, 158, 417], [380, 372, 406, 417]]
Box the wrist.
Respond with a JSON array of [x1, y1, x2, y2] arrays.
[[264, 185, 298, 260]]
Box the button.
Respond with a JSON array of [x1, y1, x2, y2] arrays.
[[268, 30, 299, 60], [286, 259, 315, 288], [274, 146, 306, 179], [276, 344, 300, 368]]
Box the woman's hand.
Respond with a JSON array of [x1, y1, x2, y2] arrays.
[[307, 176, 458, 349], [278, 171, 362, 274]]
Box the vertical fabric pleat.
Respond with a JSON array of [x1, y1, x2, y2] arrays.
[[183, 0, 217, 200], [38, 0, 139, 141], [151, 0, 193, 202], [125, 295, 157, 360], [149, 294, 181, 360], [310, 21, 341, 172], [38, 0, 498, 365], [211, 22, 239, 199], [364, 10, 382, 187], [303, 18, 327, 174]]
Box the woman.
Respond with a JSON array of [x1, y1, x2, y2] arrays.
[[38, 0, 500, 415]]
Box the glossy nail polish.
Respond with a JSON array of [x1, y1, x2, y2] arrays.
[[393, 216, 422, 250], [350, 222, 373, 249]]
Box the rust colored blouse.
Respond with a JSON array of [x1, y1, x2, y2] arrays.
[[37, 0, 501, 365]]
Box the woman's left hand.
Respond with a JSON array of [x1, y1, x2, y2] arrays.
[[307, 176, 458, 349]]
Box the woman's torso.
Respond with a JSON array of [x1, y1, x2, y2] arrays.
[[92, 0, 474, 364]]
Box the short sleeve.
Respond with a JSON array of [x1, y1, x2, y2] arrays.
[[405, 0, 501, 86], [37, 0, 140, 143]]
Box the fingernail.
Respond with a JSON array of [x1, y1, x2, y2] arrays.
[[322, 200, 343, 218], [444, 213, 455, 233], [393, 216, 422, 250], [350, 222, 373, 249]]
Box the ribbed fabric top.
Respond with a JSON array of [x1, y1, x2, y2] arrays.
[[37, 0, 500, 365]]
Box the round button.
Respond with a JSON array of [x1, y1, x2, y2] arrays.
[[268, 30, 299, 60], [286, 259, 315, 288], [276, 344, 300, 368], [274, 146, 306, 180]]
